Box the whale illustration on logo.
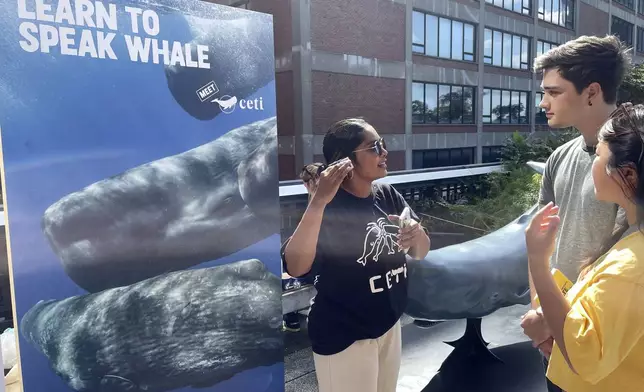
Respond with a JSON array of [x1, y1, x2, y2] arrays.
[[212, 95, 238, 114]]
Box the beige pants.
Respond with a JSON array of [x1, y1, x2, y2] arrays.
[[313, 321, 402, 392]]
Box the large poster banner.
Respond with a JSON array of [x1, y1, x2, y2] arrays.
[[0, 1, 283, 391]]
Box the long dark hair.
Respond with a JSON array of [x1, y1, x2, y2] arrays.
[[580, 102, 644, 275], [322, 118, 370, 165]]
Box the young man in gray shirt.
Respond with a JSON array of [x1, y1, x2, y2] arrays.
[[520, 35, 631, 392]]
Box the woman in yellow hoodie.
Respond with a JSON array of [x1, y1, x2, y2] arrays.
[[526, 102, 644, 391]]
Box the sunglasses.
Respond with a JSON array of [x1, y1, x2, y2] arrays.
[[353, 138, 387, 156]]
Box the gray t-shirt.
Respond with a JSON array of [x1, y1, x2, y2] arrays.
[[539, 135, 624, 281]]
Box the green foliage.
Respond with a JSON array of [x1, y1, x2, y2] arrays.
[[420, 129, 577, 234], [619, 63, 644, 105], [446, 168, 542, 232], [414, 62, 644, 235], [499, 129, 577, 171], [412, 88, 474, 123]]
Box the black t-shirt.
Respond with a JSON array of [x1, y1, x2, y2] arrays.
[[282, 182, 419, 355]]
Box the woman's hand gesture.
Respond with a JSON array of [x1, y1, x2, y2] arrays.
[[525, 202, 560, 262], [310, 158, 353, 207]]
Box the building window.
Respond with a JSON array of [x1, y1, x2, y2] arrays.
[[535, 92, 548, 124], [536, 40, 557, 57], [412, 148, 476, 169], [482, 146, 504, 163], [612, 16, 634, 47], [615, 0, 635, 10], [538, 0, 575, 30], [482, 88, 530, 124], [638, 28, 644, 53], [485, 0, 532, 15], [639, 0, 644, 15], [412, 11, 476, 62], [231, 0, 250, 8], [412, 82, 475, 124], [484, 28, 530, 70]]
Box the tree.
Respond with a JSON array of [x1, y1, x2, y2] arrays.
[[412, 99, 427, 123], [437, 89, 473, 123], [499, 129, 577, 171], [618, 63, 644, 105], [491, 103, 524, 123], [440, 90, 473, 114], [417, 130, 577, 233], [411, 100, 427, 114]]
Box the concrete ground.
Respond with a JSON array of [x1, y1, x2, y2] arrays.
[[285, 304, 549, 392]]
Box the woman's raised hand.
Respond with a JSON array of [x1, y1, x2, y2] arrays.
[[310, 158, 353, 207]]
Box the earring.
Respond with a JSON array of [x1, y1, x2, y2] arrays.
[[589, 101, 593, 106]]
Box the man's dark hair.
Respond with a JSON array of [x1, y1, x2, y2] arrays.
[[322, 118, 370, 164], [533, 34, 631, 104]]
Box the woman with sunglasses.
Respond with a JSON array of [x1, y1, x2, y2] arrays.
[[525, 103, 644, 391], [283, 118, 431, 392]]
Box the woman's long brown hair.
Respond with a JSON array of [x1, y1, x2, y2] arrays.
[[578, 103, 644, 278]]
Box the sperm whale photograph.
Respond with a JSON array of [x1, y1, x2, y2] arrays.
[[20, 259, 283, 392], [0, 0, 283, 391], [164, 10, 275, 121], [42, 117, 279, 293]]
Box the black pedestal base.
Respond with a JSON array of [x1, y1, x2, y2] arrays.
[[439, 317, 501, 372]]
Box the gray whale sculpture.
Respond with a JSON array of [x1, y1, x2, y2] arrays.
[[405, 161, 545, 321], [164, 6, 275, 121], [41, 117, 279, 293], [20, 258, 283, 392]]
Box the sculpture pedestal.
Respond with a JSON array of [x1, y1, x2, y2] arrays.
[[438, 318, 503, 373], [421, 339, 547, 392]]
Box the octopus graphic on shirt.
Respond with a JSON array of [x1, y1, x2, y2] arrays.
[[355, 217, 408, 294], [357, 217, 400, 266]]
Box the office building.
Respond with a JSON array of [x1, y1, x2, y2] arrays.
[[217, 0, 644, 180]]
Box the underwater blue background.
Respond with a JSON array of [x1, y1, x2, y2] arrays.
[[0, 1, 283, 391]]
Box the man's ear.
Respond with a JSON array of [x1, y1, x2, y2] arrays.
[[586, 82, 602, 103]]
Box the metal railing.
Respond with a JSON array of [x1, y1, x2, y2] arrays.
[[279, 162, 503, 197], [0, 165, 505, 315], [280, 163, 505, 314]]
